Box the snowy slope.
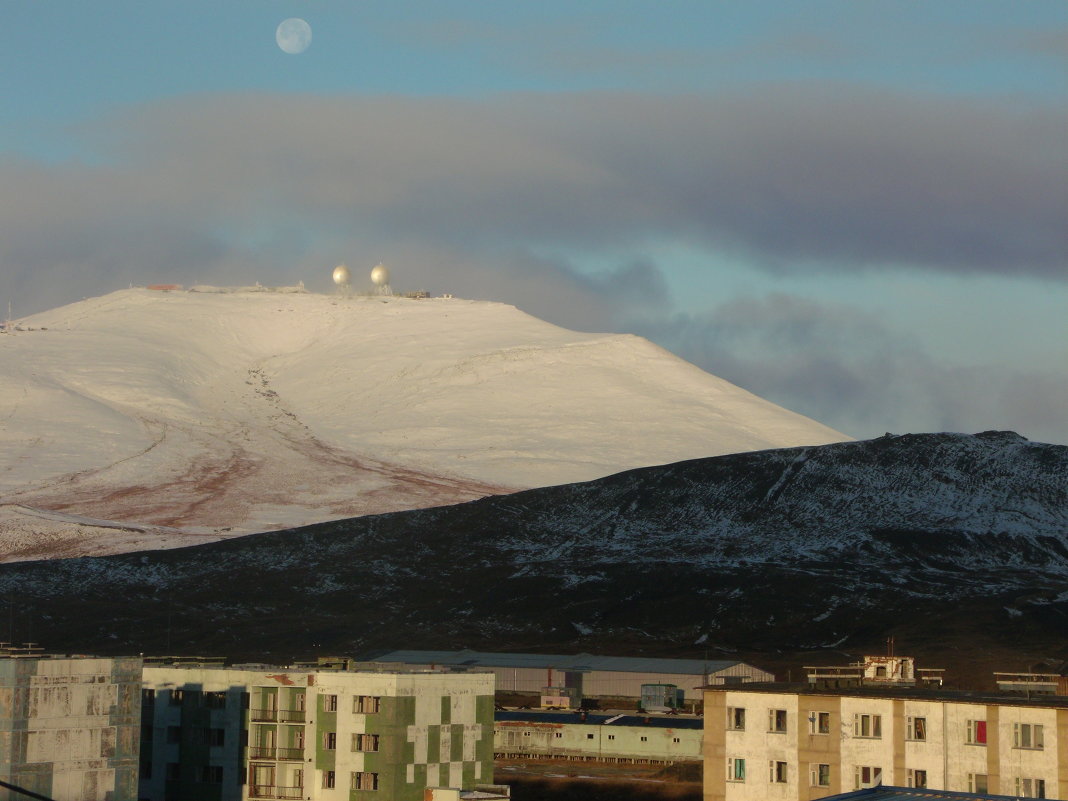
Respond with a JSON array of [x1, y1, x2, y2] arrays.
[[0, 287, 847, 556]]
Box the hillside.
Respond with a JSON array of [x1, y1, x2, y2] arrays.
[[0, 287, 847, 559], [1, 431, 1064, 677]]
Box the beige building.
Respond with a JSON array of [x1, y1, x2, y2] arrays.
[[703, 684, 1068, 800]]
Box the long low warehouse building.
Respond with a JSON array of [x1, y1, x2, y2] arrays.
[[362, 650, 774, 701], [495, 710, 704, 764]]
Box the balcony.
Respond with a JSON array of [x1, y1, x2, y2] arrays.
[[248, 746, 305, 761], [250, 708, 305, 723], [249, 785, 303, 799]]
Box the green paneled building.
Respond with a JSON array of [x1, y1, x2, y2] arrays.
[[139, 662, 501, 801]]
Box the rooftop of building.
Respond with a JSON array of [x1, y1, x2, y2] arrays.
[[495, 710, 704, 729], [141, 657, 494, 677], [820, 786, 1048, 800], [701, 681, 1068, 709], [0, 644, 138, 662], [363, 649, 760, 675]]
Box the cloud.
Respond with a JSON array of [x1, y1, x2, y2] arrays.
[[631, 294, 1068, 446], [2, 88, 1062, 298]]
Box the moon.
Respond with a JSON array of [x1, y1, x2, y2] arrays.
[[276, 18, 312, 55]]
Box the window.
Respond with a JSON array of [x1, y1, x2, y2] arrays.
[[640, 736, 648, 742], [351, 772, 379, 791], [908, 769, 927, 788], [966, 719, 987, 745], [1015, 777, 1046, 798], [165, 763, 181, 781], [354, 695, 380, 714], [141, 724, 154, 742], [769, 761, 787, 783], [769, 709, 787, 732], [323, 732, 336, 750], [672, 737, 680, 743], [727, 706, 746, 730], [322, 771, 335, 789], [906, 715, 926, 740], [853, 713, 882, 738], [323, 695, 337, 712], [586, 733, 594, 740], [968, 773, 989, 793], [139, 761, 152, 780], [607, 735, 615, 741], [201, 766, 224, 783], [808, 711, 830, 734], [142, 689, 156, 707], [209, 728, 225, 747], [205, 691, 227, 709], [1014, 723, 1044, 750], [854, 766, 882, 789], [166, 726, 181, 744], [352, 734, 379, 752], [554, 733, 562, 739], [169, 690, 184, 706], [810, 763, 830, 787], [726, 758, 745, 782]]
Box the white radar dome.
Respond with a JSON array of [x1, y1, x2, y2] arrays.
[[332, 264, 351, 286], [370, 264, 390, 286]]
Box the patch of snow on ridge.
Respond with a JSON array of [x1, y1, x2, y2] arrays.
[[0, 288, 849, 556]]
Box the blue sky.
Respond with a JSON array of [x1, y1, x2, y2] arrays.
[[2, 1, 1066, 443]]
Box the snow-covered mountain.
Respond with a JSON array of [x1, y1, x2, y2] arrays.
[[0, 432, 1064, 669], [0, 286, 847, 558]]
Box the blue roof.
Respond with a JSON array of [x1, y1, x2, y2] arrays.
[[495, 710, 704, 729], [820, 786, 1047, 801]]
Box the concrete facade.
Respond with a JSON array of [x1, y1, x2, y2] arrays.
[[703, 686, 1068, 801], [140, 665, 497, 801], [0, 654, 141, 801]]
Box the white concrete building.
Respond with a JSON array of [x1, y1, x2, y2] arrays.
[[703, 684, 1068, 800], [0, 650, 141, 801]]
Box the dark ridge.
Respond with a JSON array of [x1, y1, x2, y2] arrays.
[[1, 431, 1065, 684]]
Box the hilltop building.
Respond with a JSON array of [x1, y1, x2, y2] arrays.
[[363, 650, 774, 702], [702, 679, 1067, 800], [0, 646, 141, 801], [139, 660, 505, 801]]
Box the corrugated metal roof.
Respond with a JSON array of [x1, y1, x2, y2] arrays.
[[495, 711, 704, 729], [821, 787, 1038, 800], [366, 649, 754, 676]]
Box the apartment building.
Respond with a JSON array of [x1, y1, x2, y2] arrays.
[[703, 684, 1068, 800], [0, 649, 142, 801], [139, 662, 500, 801]]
